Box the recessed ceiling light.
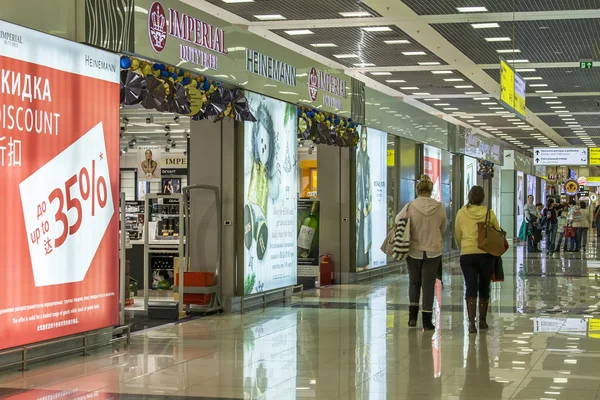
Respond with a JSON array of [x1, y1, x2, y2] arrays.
[[443, 108, 459, 110], [339, 11, 371, 17], [496, 111, 510, 114], [353, 63, 376, 67], [413, 92, 431, 95], [473, 97, 490, 100], [559, 114, 572, 117], [513, 122, 526, 125], [457, 6, 488, 12], [489, 107, 503, 110], [485, 37, 511, 42], [529, 84, 548, 87], [551, 106, 565, 109], [444, 78, 464, 82], [310, 43, 337, 48], [333, 54, 359, 58], [223, 0, 254, 2], [371, 72, 392, 75], [522, 128, 535, 130], [542, 96, 558, 99], [501, 115, 514, 118], [403, 51, 427, 56], [505, 59, 530, 63], [481, 102, 497, 105], [431, 70, 453, 74], [384, 40, 411, 45], [523, 77, 543, 80], [455, 85, 474, 88], [474, 123, 487, 125], [507, 119, 520, 121], [472, 23, 500, 29], [401, 87, 419, 90], [536, 90, 553, 93], [465, 92, 483, 94], [546, 101, 562, 104], [555, 110, 569, 113], [516, 68, 536, 72], [285, 29, 313, 35], [255, 14, 286, 20], [497, 49, 521, 53], [423, 98, 441, 101], [385, 79, 406, 83], [362, 26, 393, 32], [467, 120, 480, 122], [434, 103, 450, 106], [418, 62, 441, 66], [561, 118, 576, 121]]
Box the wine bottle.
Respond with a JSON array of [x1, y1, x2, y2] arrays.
[[298, 201, 319, 259]]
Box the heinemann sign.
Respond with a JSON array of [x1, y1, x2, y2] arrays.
[[245, 49, 296, 87]]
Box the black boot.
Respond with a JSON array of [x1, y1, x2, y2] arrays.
[[422, 312, 435, 331], [479, 299, 489, 330], [408, 305, 419, 328], [466, 297, 478, 334]]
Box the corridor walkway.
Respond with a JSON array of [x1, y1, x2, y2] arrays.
[[1, 244, 600, 399]]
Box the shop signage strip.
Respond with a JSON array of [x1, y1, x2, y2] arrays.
[[533, 147, 588, 166]]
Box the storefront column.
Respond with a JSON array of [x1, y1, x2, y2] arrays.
[[500, 170, 517, 238], [318, 146, 354, 284]]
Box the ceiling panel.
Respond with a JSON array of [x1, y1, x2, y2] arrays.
[[205, 0, 381, 21], [432, 19, 600, 65], [539, 114, 600, 127], [367, 70, 486, 95], [271, 26, 446, 67], [401, 0, 599, 16]]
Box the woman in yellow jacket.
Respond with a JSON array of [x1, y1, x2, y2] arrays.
[[455, 186, 500, 334]]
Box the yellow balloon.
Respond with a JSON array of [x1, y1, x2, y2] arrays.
[[190, 79, 197, 87], [142, 64, 152, 77], [130, 59, 140, 71], [152, 70, 160, 77]]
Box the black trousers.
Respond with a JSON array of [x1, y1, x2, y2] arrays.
[[460, 254, 494, 299]]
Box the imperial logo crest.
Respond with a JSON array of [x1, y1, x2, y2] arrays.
[[308, 67, 318, 102], [148, 2, 167, 53]]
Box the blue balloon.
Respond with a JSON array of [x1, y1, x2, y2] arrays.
[[203, 80, 210, 90], [297, 108, 302, 117], [160, 70, 169, 78], [159, 64, 166, 71], [120, 56, 132, 69], [153, 63, 161, 71], [178, 69, 185, 77], [181, 77, 191, 85], [170, 72, 178, 80]]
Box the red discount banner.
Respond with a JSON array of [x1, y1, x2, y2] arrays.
[[0, 21, 120, 349]]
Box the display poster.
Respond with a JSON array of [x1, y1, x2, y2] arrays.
[[517, 171, 525, 230], [0, 21, 120, 350], [541, 179, 547, 206], [297, 200, 320, 267], [463, 156, 477, 206], [162, 178, 181, 194], [138, 145, 161, 181], [356, 127, 387, 271], [527, 174, 537, 201], [243, 92, 297, 294], [424, 145, 442, 202]]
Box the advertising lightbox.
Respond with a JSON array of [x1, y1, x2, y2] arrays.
[[243, 93, 297, 294], [356, 127, 387, 271], [463, 156, 477, 206], [517, 171, 525, 230], [424, 145, 442, 202], [0, 21, 120, 350]]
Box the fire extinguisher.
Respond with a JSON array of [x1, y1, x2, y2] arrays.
[[320, 253, 334, 286]]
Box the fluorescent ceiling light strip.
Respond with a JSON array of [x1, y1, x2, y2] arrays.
[[472, 23, 500, 29], [457, 6, 488, 12], [385, 80, 406, 83], [339, 11, 371, 17], [371, 72, 392, 75], [431, 70, 453, 74], [333, 54, 358, 58], [418, 62, 441, 65], [384, 39, 410, 44], [310, 43, 337, 48], [255, 14, 286, 20], [285, 29, 313, 35], [485, 37, 511, 42], [363, 26, 392, 32]]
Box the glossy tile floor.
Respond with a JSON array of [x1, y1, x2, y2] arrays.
[[3, 241, 600, 400]]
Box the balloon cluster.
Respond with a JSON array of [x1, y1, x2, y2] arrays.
[[119, 55, 256, 122], [297, 106, 358, 148], [478, 160, 495, 179]]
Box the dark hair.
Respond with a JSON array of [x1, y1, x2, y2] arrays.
[[546, 198, 555, 208], [467, 186, 485, 207], [569, 200, 577, 206], [527, 195, 534, 199], [580, 201, 587, 209]]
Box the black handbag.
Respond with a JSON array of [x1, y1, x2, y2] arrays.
[[492, 256, 504, 282]]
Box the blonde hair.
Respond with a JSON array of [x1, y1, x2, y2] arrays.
[[416, 174, 433, 196]]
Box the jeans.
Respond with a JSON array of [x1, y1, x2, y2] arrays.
[[581, 228, 589, 249], [460, 254, 495, 299], [555, 232, 567, 251], [407, 254, 440, 312], [571, 228, 582, 251], [547, 223, 558, 253]]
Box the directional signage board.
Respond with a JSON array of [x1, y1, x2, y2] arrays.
[[533, 148, 588, 166], [589, 148, 600, 165]]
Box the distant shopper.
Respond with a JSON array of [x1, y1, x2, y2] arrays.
[[567, 200, 582, 252], [579, 201, 593, 251], [524, 195, 539, 252], [455, 186, 500, 334], [396, 175, 447, 331], [543, 199, 558, 255], [555, 207, 568, 253]]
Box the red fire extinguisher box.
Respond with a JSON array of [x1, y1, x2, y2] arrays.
[[320, 254, 334, 286]]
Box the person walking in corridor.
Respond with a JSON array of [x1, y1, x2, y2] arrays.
[[524, 195, 540, 253], [455, 186, 500, 334], [579, 200, 593, 252], [567, 200, 582, 252], [396, 175, 447, 331], [543, 198, 558, 256]]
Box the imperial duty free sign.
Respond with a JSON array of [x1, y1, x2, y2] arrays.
[[533, 148, 588, 166]]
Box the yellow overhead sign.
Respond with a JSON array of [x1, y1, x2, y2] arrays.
[[590, 148, 600, 165], [500, 59, 514, 109]]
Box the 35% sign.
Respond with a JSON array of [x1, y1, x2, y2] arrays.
[[32, 157, 108, 254]]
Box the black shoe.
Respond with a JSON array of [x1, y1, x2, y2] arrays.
[[422, 312, 435, 331], [408, 306, 418, 328]]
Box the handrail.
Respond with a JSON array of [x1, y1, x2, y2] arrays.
[[0, 325, 130, 371]]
